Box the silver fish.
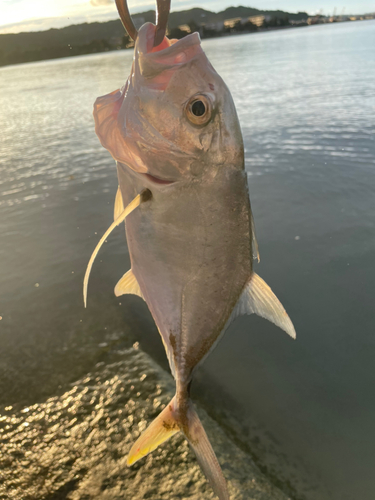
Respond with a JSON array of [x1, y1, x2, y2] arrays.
[[85, 2, 296, 498]]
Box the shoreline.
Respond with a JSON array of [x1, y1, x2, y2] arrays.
[[2, 18, 373, 70], [0, 20, 358, 70]]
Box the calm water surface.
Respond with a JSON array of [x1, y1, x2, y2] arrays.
[[1, 20, 374, 500]]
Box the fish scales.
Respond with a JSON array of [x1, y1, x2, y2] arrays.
[[86, 15, 296, 500]]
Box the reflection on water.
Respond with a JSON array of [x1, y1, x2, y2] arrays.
[[1, 20, 375, 500]]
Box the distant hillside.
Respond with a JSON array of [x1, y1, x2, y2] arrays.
[[0, 6, 308, 67]]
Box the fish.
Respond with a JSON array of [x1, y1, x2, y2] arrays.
[[84, 1, 296, 498]]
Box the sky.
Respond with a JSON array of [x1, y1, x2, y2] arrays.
[[1, 0, 374, 34]]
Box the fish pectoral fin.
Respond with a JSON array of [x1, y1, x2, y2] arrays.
[[231, 272, 296, 339], [114, 269, 144, 299], [114, 186, 124, 221], [127, 397, 179, 466]]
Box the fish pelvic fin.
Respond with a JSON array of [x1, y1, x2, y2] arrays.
[[114, 269, 144, 299], [127, 396, 179, 466], [127, 396, 229, 500], [230, 272, 296, 339], [83, 188, 151, 308]]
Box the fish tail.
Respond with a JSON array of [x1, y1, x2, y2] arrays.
[[184, 400, 230, 500], [127, 394, 229, 500], [127, 396, 179, 466]]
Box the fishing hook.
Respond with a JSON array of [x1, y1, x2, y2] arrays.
[[115, 0, 171, 47]]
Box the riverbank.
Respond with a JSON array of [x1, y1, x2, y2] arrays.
[[2, 16, 373, 69], [0, 345, 291, 500], [0, 23, 301, 69], [0, 5, 310, 68]]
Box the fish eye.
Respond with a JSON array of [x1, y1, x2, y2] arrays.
[[185, 95, 212, 126], [192, 100, 205, 116]]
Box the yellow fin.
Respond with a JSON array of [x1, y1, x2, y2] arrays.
[[114, 269, 144, 299], [83, 189, 151, 308], [127, 397, 179, 466], [114, 186, 124, 221]]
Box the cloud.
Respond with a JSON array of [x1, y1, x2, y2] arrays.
[[90, 0, 113, 6], [0, 16, 67, 34]]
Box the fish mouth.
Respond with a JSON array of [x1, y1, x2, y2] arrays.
[[137, 23, 203, 77], [141, 172, 176, 186], [140, 22, 201, 56], [118, 161, 178, 187]]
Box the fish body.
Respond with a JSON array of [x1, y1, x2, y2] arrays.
[[117, 142, 253, 381], [92, 22, 295, 500]]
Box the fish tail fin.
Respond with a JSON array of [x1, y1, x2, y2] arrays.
[[184, 401, 230, 500], [127, 396, 179, 466], [127, 395, 229, 499]]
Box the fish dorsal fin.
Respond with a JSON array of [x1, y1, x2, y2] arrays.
[[115, 269, 144, 300], [114, 186, 124, 221], [230, 272, 296, 339]]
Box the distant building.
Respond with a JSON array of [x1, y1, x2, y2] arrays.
[[307, 15, 327, 25], [223, 17, 242, 29], [177, 24, 191, 33], [290, 19, 307, 25], [224, 15, 265, 29], [247, 15, 265, 27]]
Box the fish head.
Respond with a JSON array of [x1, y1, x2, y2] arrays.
[[94, 23, 244, 186]]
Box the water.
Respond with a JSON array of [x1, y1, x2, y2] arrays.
[[1, 20, 374, 500]]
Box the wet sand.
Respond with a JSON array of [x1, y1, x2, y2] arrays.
[[0, 345, 290, 500]]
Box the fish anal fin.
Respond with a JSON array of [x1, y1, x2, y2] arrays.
[[114, 269, 144, 300], [251, 212, 260, 263], [114, 186, 124, 221], [232, 272, 296, 339], [127, 397, 179, 466]]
